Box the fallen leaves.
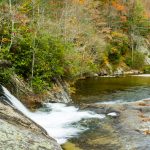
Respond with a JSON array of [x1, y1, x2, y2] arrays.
[[138, 102, 150, 106], [138, 112, 150, 122], [142, 118, 150, 122], [144, 130, 150, 135]]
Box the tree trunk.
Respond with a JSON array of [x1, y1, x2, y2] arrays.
[[8, 0, 14, 52]]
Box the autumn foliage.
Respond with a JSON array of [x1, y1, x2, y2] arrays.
[[0, 0, 150, 92], [112, 1, 125, 12]]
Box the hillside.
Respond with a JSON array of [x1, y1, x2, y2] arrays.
[[0, 0, 150, 103]]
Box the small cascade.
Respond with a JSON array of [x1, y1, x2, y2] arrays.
[[1, 86, 105, 144], [2, 86, 31, 116]]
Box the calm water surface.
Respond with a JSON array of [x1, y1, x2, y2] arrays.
[[62, 76, 150, 150], [72, 76, 150, 104]]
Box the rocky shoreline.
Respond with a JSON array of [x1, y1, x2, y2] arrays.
[[81, 99, 150, 149]]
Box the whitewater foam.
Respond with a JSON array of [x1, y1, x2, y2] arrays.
[[97, 99, 122, 104], [2, 86, 105, 144], [132, 74, 150, 77]]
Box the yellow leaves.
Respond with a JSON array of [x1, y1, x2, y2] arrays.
[[69, 86, 76, 94], [74, 0, 85, 4], [1, 38, 10, 43], [79, 0, 85, 4], [18, 0, 32, 13], [111, 32, 125, 38], [111, 47, 117, 53], [69, 17, 78, 25], [103, 56, 109, 65]]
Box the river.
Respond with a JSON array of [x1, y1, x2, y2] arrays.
[[62, 75, 150, 150], [3, 75, 150, 150], [73, 75, 150, 104]]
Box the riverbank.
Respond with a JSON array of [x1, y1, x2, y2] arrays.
[[81, 99, 150, 149], [4, 75, 72, 110], [2, 68, 147, 110]]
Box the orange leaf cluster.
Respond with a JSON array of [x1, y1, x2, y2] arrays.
[[144, 130, 150, 135], [138, 102, 150, 106], [144, 12, 150, 19], [142, 118, 150, 122], [112, 2, 125, 11], [74, 0, 85, 4]]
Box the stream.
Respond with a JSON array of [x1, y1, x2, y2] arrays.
[[63, 75, 150, 150], [3, 75, 150, 150], [73, 75, 150, 104]]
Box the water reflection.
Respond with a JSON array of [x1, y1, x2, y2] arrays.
[[62, 117, 124, 150], [63, 76, 150, 150], [72, 76, 150, 104]]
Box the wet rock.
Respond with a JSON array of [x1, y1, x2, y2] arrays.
[[113, 68, 124, 77], [93, 73, 99, 77], [107, 112, 119, 117], [47, 78, 72, 103], [124, 70, 143, 75], [81, 100, 150, 150], [98, 69, 108, 76]]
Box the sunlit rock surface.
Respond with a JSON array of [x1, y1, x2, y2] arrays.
[[0, 91, 62, 150]]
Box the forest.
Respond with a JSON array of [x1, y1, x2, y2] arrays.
[[1, 1, 150, 150], [0, 0, 150, 93]]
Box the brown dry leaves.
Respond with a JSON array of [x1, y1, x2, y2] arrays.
[[144, 130, 150, 135]]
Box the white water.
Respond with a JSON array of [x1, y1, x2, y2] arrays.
[[2, 86, 105, 144], [132, 74, 150, 77], [97, 99, 122, 104], [107, 112, 118, 117]]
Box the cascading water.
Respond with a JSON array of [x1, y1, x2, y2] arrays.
[[2, 86, 30, 116], [2, 86, 105, 144]]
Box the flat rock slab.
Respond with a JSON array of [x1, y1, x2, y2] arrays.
[[81, 100, 150, 150], [0, 98, 62, 150]]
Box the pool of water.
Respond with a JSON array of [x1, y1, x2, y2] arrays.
[[61, 76, 150, 150], [72, 76, 150, 104], [62, 117, 124, 150]]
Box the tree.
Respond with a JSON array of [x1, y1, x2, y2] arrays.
[[125, 0, 150, 66]]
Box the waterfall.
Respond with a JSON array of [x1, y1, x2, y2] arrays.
[[2, 86, 31, 116], [1, 86, 105, 144]]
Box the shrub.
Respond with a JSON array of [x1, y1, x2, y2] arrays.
[[143, 66, 150, 74], [125, 51, 145, 69], [106, 44, 121, 64]]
